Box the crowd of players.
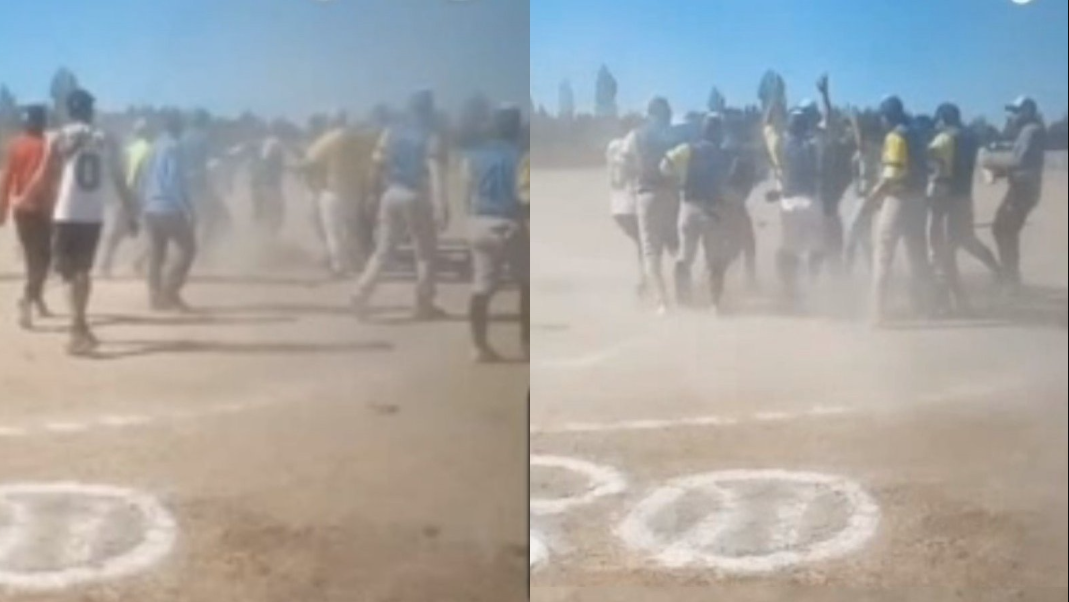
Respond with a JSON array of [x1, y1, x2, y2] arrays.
[[1, 87, 529, 361], [605, 75, 1048, 326]]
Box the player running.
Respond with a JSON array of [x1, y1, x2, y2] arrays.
[[620, 97, 680, 314], [142, 111, 198, 312], [249, 121, 290, 238], [606, 126, 644, 299], [100, 117, 152, 278], [352, 90, 449, 321], [660, 113, 740, 313], [927, 103, 1001, 314], [867, 96, 935, 326], [45, 89, 139, 355], [768, 107, 825, 308], [1, 105, 55, 329], [462, 106, 529, 362], [981, 96, 1047, 293], [302, 110, 381, 277]]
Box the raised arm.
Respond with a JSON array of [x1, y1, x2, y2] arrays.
[[817, 74, 843, 137]]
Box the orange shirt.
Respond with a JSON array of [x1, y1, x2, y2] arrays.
[[1, 133, 54, 217]]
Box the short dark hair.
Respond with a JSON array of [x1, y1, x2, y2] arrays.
[[67, 89, 96, 121], [935, 103, 962, 127], [492, 105, 522, 142], [21, 105, 48, 132]]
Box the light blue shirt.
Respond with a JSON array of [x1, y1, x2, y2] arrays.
[[141, 133, 190, 215]]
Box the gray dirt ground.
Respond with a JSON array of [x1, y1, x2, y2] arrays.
[[0, 180, 529, 601], [530, 167, 1067, 601]]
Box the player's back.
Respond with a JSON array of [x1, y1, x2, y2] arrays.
[[311, 126, 378, 199], [52, 123, 116, 224]]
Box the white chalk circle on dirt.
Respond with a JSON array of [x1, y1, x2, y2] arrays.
[[0, 483, 177, 592], [616, 470, 880, 573], [530, 455, 627, 516]]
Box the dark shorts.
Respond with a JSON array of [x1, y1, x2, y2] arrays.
[[53, 222, 103, 280]]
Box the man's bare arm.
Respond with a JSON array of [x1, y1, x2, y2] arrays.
[[817, 74, 840, 135]]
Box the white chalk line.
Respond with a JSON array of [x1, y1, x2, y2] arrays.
[[0, 483, 178, 592], [531, 405, 857, 436], [0, 399, 282, 441], [61, 499, 113, 567], [530, 456, 628, 516], [532, 335, 652, 371], [530, 373, 1060, 436]]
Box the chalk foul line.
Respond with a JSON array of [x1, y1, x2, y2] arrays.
[[0, 399, 282, 441], [531, 405, 857, 435], [530, 374, 1059, 436]]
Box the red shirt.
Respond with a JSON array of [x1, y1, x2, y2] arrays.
[[1, 133, 53, 217]]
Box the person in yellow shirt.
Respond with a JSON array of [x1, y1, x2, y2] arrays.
[[867, 96, 935, 326], [302, 111, 383, 277], [927, 103, 1001, 315], [100, 118, 152, 278]]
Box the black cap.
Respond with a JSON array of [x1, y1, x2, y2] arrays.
[[935, 103, 961, 127], [21, 104, 48, 130], [1006, 96, 1038, 116], [66, 88, 95, 118]]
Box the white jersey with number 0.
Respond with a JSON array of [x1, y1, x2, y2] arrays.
[[52, 123, 120, 224]]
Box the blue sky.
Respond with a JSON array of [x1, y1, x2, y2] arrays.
[[532, 0, 1068, 121], [0, 0, 528, 119]]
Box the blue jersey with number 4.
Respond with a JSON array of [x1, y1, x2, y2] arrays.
[[467, 140, 521, 219]]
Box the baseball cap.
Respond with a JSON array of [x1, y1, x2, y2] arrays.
[[1006, 96, 1037, 114], [66, 88, 95, 116]]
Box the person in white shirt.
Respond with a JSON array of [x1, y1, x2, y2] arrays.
[[606, 130, 645, 299], [45, 89, 138, 355]]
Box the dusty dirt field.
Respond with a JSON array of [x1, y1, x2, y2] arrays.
[[0, 181, 529, 601], [530, 167, 1067, 601]]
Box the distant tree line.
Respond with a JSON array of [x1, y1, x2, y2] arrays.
[[1, 68, 529, 158]]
